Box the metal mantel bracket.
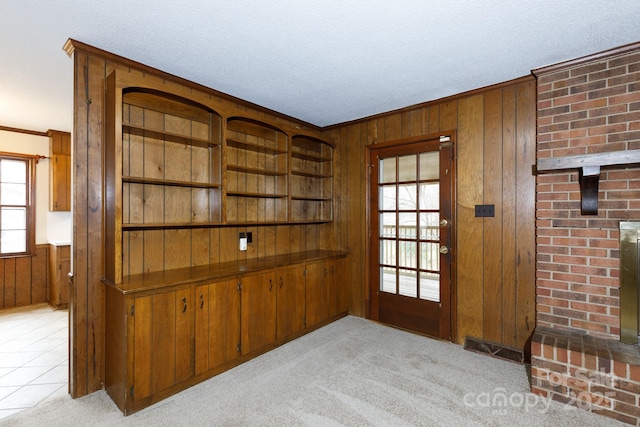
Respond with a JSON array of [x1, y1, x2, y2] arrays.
[[537, 149, 640, 216]]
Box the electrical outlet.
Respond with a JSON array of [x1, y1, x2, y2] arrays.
[[475, 204, 495, 217], [246, 232, 252, 243], [239, 237, 247, 251]]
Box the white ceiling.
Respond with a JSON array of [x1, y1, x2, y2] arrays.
[[2, 1, 640, 132]]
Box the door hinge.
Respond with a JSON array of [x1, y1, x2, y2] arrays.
[[439, 135, 452, 148], [237, 281, 242, 292], [130, 385, 134, 398], [303, 317, 307, 327], [303, 268, 307, 277], [131, 304, 135, 316], [237, 343, 241, 353]]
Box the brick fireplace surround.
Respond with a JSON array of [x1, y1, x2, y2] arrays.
[[531, 42, 640, 425]]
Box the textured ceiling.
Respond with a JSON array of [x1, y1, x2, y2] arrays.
[[2, 0, 640, 132]]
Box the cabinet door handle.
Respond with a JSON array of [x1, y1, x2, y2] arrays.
[[269, 278, 273, 291], [323, 268, 328, 277], [279, 276, 284, 288], [183, 297, 187, 313], [199, 294, 204, 309]]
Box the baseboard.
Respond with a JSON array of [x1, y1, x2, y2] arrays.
[[463, 336, 524, 364]]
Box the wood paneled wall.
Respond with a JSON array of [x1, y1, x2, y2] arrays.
[[323, 77, 536, 350], [0, 245, 48, 310], [67, 41, 338, 398]]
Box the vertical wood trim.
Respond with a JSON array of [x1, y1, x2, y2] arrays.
[[501, 85, 518, 347], [515, 80, 537, 348], [355, 123, 367, 317], [87, 54, 106, 394], [456, 95, 484, 344], [70, 50, 89, 398], [482, 89, 503, 343]]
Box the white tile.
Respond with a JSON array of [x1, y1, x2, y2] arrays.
[[0, 339, 37, 352], [0, 386, 20, 400], [37, 383, 68, 405], [31, 365, 67, 385], [21, 338, 66, 352], [23, 349, 68, 367], [0, 366, 51, 387], [0, 383, 62, 409], [0, 368, 14, 379], [0, 352, 42, 368]]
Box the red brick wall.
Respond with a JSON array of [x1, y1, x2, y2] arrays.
[[535, 43, 640, 339]]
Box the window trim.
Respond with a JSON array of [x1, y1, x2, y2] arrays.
[[0, 151, 38, 257]]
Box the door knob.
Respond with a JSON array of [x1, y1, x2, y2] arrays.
[[440, 219, 449, 227], [439, 245, 449, 254]]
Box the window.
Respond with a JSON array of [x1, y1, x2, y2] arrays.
[[0, 154, 35, 256]]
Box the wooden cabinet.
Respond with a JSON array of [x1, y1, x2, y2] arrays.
[[333, 257, 350, 315], [276, 264, 306, 339], [240, 271, 277, 355], [305, 259, 331, 328], [105, 69, 336, 283], [104, 251, 347, 415], [132, 287, 193, 400], [225, 118, 288, 224], [105, 284, 193, 413], [195, 278, 240, 375], [47, 130, 71, 211], [290, 136, 333, 222], [103, 69, 344, 416], [105, 70, 223, 284], [47, 243, 70, 309], [305, 258, 349, 327]]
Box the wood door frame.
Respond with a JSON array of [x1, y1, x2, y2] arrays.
[[365, 131, 457, 342]]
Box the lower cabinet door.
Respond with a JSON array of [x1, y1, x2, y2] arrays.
[[327, 257, 349, 317], [305, 260, 330, 328], [132, 286, 193, 402], [276, 264, 306, 339], [195, 278, 240, 375], [240, 271, 277, 355]]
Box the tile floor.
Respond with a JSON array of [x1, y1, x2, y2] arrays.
[[0, 303, 68, 420]]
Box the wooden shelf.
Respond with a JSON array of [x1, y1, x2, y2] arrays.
[[122, 176, 221, 188], [226, 191, 288, 198], [122, 222, 222, 230], [123, 124, 216, 148], [226, 165, 287, 176], [291, 151, 331, 162], [536, 149, 640, 171], [291, 170, 332, 178], [226, 138, 287, 155]]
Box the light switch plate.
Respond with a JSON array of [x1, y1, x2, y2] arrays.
[[239, 237, 247, 251]]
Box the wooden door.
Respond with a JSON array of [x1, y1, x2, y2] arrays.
[[276, 265, 306, 339], [241, 271, 277, 355], [369, 136, 453, 340], [305, 260, 330, 328], [132, 286, 193, 401], [195, 278, 240, 375]]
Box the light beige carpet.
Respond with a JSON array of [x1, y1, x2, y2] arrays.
[[0, 316, 623, 426]]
